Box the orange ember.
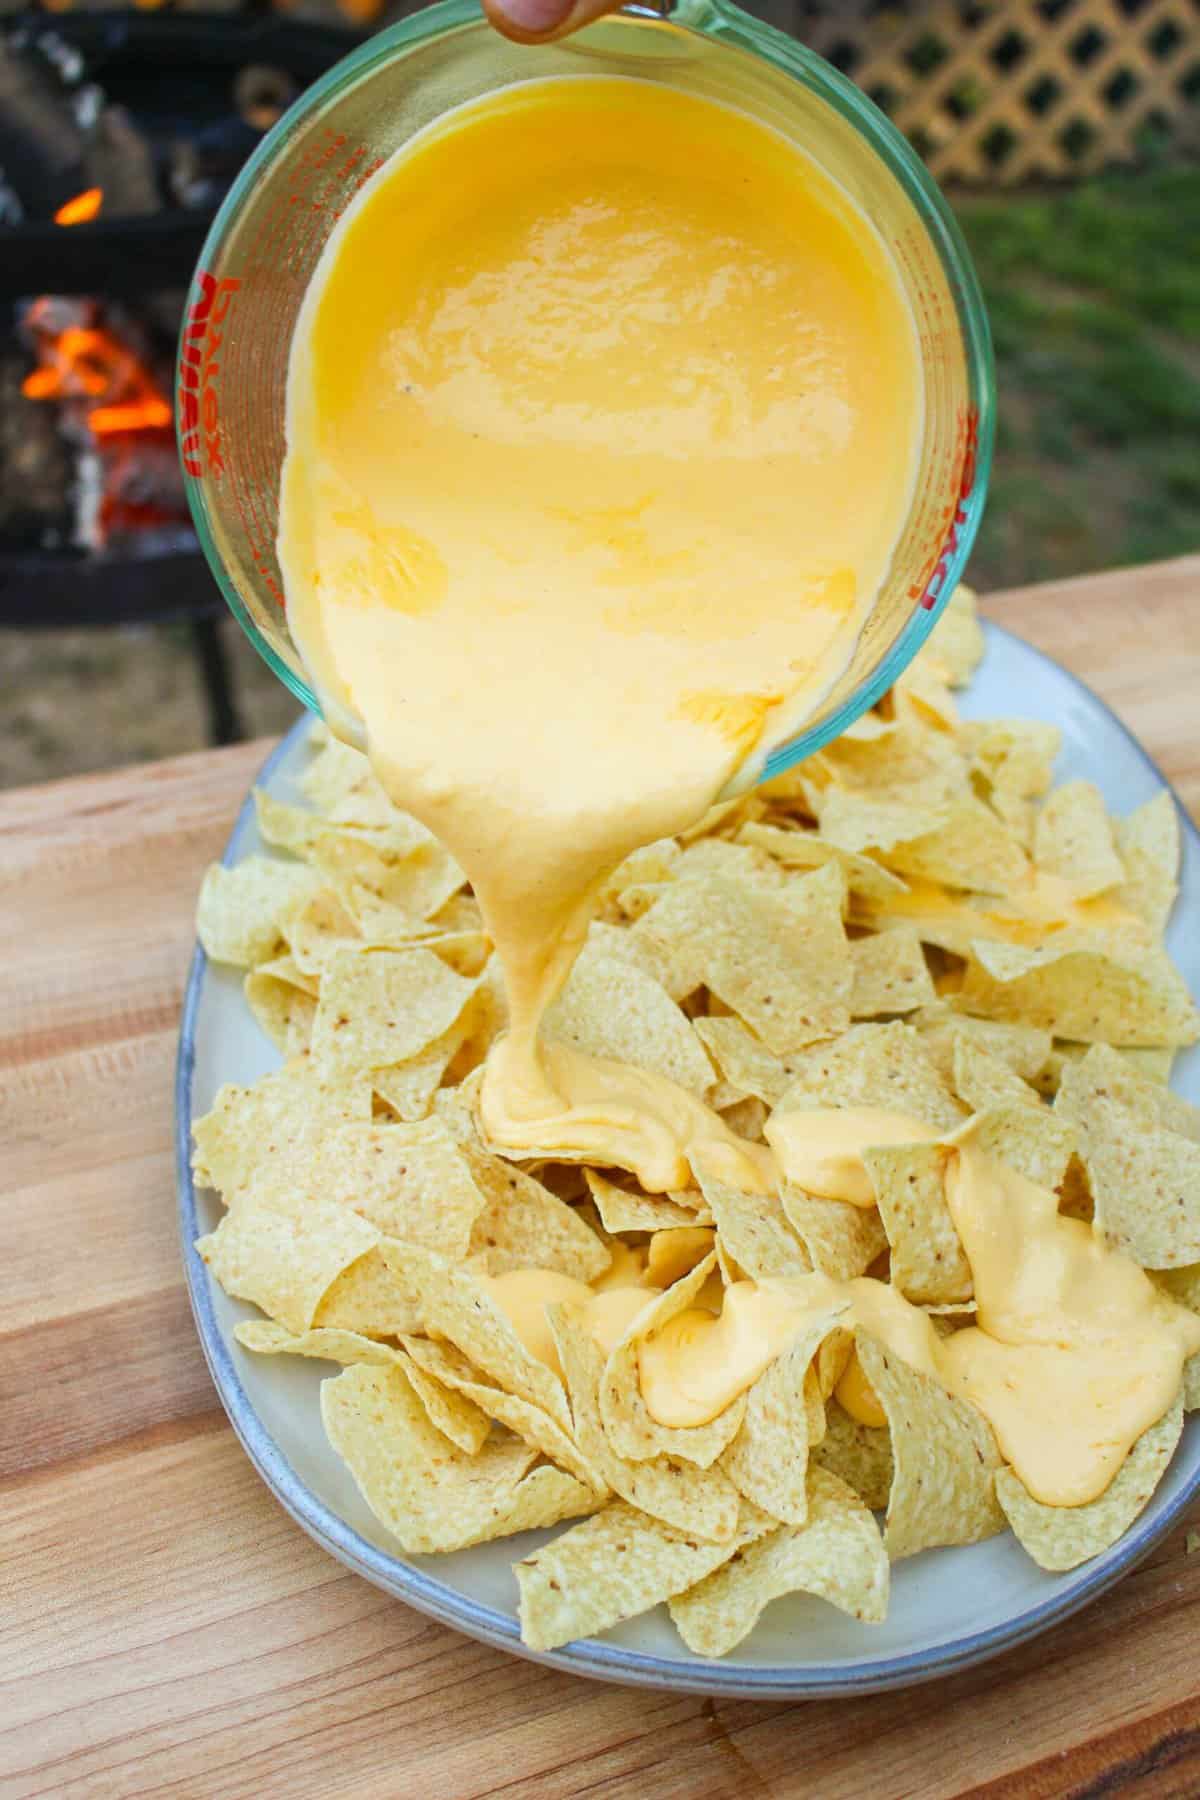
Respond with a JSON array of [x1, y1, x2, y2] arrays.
[[54, 186, 104, 226], [22, 305, 172, 436]]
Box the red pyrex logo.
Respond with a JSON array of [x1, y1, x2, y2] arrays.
[[178, 270, 240, 479]]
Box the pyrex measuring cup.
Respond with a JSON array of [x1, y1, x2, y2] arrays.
[[177, 0, 994, 779]]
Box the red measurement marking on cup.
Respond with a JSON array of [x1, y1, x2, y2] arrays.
[[187, 135, 389, 614], [911, 406, 979, 610], [178, 270, 240, 481]]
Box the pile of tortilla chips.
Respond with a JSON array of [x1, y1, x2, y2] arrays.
[[193, 583, 1200, 1658]]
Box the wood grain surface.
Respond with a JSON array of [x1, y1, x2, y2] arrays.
[[2, 557, 1199, 1800]]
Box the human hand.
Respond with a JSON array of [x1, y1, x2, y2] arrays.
[[482, 0, 620, 44]]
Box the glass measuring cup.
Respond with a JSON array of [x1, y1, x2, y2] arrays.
[[177, 0, 994, 780]]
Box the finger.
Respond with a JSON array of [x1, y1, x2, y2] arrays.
[[482, 0, 622, 44]]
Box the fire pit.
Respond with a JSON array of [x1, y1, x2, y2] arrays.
[[0, 7, 374, 742]]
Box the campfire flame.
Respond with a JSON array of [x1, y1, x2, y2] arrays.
[[54, 186, 104, 226], [22, 299, 172, 437], [21, 295, 185, 552]]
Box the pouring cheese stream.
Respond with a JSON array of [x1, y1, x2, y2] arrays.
[[277, 74, 1197, 1512], [279, 74, 919, 1192]]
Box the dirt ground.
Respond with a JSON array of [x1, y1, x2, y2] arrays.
[[0, 619, 301, 789]]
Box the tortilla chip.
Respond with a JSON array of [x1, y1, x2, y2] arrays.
[[195, 1058, 372, 1202], [1152, 1267, 1200, 1409], [1115, 791, 1180, 936], [721, 1318, 849, 1524], [779, 1186, 888, 1282], [397, 1359, 494, 1453], [920, 581, 984, 687], [817, 792, 1028, 897], [313, 825, 466, 924], [952, 1036, 1043, 1114], [1043, 1042, 1177, 1098], [758, 756, 828, 814], [300, 736, 391, 822], [1063, 1094, 1200, 1268], [549, 1307, 741, 1542], [669, 1467, 888, 1656], [955, 937, 1199, 1047], [693, 1016, 796, 1108], [516, 1498, 770, 1652], [996, 1399, 1183, 1571], [626, 881, 711, 1001], [310, 1118, 485, 1258], [381, 1242, 572, 1430], [593, 839, 682, 922], [371, 1021, 472, 1122], [864, 1140, 972, 1307], [283, 887, 362, 978], [313, 1242, 424, 1336], [196, 1190, 378, 1334], [957, 1104, 1076, 1194], [435, 1087, 611, 1281], [322, 1365, 596, 1553], [821, 714, 970, 808], [234, 1318, 398, 1363], [775, 1021, 965, 1133], [633, 866, 852, 1052], [714, 1238, 745, 1288], [645, 1227, 717, 1287], [963, 718, 1060, 823], [912, 1005, 1051, 1086], [674, 837, 785, 888], [853, 893, 994, 961], [402, 1334, 604, 1487], [197, 856, 323, 969], [312, 946, 478, 1072], [1129, 1046, 1178, 1084], [253, 790, 329, 858], [373, 959, 507, 1122], [697, 1170, 810, 1280], [233, 1321, 491, 1452], [598, 1256, 744, 1467], [719, 1095, 769, 1141], [340, 878, 468, 946], [811, 1400, 894, 1512], [584, 1170, 706, 1234], [544, 944, 715, 1097], [1034, 780, 1125, 898], [855, 1331, 1004, 1558], [850, 929, 935, 1018], [1057, 1042, 1200, 1142], [894, 660, 960, 733], [244, 957, 319, 1055], [736, 823, 909, 904]]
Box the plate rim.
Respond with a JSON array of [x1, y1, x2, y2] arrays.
[[176, 619, 1200, 1699]]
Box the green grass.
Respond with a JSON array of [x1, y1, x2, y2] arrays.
[[951, 165, 1200, 588]]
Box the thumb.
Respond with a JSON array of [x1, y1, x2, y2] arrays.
[[482, 0, 621, 43]]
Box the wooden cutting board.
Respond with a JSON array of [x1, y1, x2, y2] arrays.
[[3, 555, 1199, 1800]]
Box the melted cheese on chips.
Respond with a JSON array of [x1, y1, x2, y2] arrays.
[[485, 1117, 1200, 1502]]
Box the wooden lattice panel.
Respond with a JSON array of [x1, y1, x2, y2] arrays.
[[793, 0, 1200, 185]]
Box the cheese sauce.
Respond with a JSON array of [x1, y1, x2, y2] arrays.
[[279, 75, 922, 1188], [869, 873, 1144, 946]]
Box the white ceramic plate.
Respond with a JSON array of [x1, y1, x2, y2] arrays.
[[177, 621, 1200, 1698]]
